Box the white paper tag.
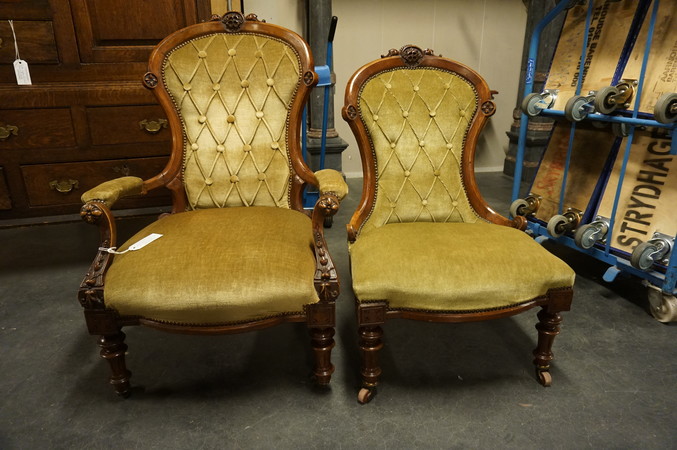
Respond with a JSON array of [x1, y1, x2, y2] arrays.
[[13, 59, 32, 85], [99, 233, 163, 255], [128, 233, 163, 250]]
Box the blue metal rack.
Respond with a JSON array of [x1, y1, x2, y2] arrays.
[[512, 0, 677, 321]]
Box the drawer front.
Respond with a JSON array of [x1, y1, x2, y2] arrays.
[[0, 1, 51, 19], [0, 166, 10, 210], [0, 20, 58, 64], [0, 108, 76, 149], [87, 105, 171, 146], [21, 157, 170, 207]]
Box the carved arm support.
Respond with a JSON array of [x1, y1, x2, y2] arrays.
[[78, 201, 118, 311], [310, 169, 347, 303], [81, 176, 145, 209]]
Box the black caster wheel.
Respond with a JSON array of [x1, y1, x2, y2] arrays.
[[630, 241, 659, 271], [611, 122, 631, 137], [594, 85, 620, 114], [654, 92, 677, 124], [521, 93, 546, 117], [564, 95, 591, 122], [574, 223, 597, 249]]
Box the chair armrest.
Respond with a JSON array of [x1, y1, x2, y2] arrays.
[[81, 176, 144, 209], [315, 169, 348, 201]]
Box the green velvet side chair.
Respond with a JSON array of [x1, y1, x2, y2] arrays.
[[342, 45, 575, 404], [78, 11, 347, 396]]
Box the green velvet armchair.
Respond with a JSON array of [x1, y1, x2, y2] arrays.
[[78, 11, 347, 396], [342, 45, 575, 403]]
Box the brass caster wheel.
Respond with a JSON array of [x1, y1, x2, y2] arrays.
[[647, 286, 677, 323], [536, 370, 552, 387], [358, 387, 375, 404], [654, 92, 677, 124]]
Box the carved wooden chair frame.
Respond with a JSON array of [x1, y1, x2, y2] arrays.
[[78, 12, 341, 396], [342, 45, 574, 403]]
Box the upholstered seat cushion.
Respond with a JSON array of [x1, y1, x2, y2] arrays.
[[104, 207, 319, 325], [350, 222, 575, 311]]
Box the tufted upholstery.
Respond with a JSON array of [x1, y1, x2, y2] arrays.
[[75, 14, 344, 396], [163, 33, 302, 209], [343, 48, 575, 402], [357, 68, 481, 236]]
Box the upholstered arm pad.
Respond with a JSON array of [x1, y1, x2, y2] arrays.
[[315, 169, 348, 201], [81, 176, 144, 208]]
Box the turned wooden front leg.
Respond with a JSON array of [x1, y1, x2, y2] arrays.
[[533, 308, 563, 372], [99, 331, 131, 397], [310, 327, 335, 385], [359, 325, 383, 388]]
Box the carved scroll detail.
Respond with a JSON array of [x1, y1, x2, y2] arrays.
[[303, 71, 315, 86], [245, 13, 263, 22], [78, 238, 111, 309], [222, 11, 245, 32], [313, 227, 340, 302]]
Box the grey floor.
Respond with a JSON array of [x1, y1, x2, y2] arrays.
[[0, 173, 675, 449]]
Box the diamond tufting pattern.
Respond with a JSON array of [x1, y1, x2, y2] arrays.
[[163, 33, 302, 209], [358, 68, 482, 235]]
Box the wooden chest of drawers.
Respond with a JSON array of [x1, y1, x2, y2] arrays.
[[0, 0, 211, 220]]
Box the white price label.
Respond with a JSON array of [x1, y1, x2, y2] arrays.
[[13, 59, 32, 85]]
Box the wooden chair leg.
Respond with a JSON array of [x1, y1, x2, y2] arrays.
[[98, 331, 132, 397], [310, 327, 335, 385], [358, 325, 383, 403], [532, 308, 563, 387]]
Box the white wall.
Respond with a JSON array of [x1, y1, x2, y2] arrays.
[[213, 0, 527, 177]]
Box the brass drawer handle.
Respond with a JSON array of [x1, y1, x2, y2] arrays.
[[49, 179, 79, 194], [139, 118, 168, 134], [0, 124, 19, 141]]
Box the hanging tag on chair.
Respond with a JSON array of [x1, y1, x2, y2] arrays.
[[99, 233, 163, 255]]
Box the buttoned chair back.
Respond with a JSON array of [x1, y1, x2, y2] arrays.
[[343, 46, 575, 404], [344, 46, 515, 241], [76, 12, 347, 397], [144, 12, 321, 211]]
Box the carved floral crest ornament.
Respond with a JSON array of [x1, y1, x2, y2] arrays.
[[382, 45, 437, 67], [222, 11, 245, 32]]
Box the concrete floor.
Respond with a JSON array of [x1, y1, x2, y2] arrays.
[[0, 173, 675, 448]]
